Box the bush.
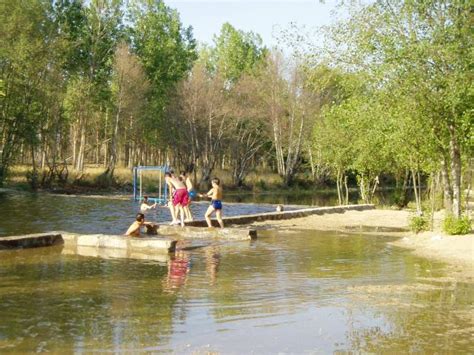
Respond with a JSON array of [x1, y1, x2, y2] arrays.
[[26, 169, 39, 189], [442, 215, 472, 235], [409, 214, 430, 233], [255, 179, 267, 191]]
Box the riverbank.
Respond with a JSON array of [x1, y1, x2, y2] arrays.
[[253, 209, 473, 277], [4, 165, 287, 193]]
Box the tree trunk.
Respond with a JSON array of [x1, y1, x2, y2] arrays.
[[411, 168, 421, 214], [336, 169, 342, 205], [448, 124, 462, 217], [30, 145, 38, 189], [440, 155, 453, 211], [75, 122, 86, 172], [344, 175, 349, 205], [105, 107, 119, 180]]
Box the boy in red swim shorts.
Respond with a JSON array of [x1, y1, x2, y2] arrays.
[[165, 172, 188, 227]]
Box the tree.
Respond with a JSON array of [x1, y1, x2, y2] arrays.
[[130, 0, 197, 153], [212, 22, 267, 84], [320, 0, 472, 214], [101, 42, 150, 182], [0, 0, 59, 186], [254, 51, 320, 186]]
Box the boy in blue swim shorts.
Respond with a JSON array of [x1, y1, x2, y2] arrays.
[[199, 177, 224, 228]]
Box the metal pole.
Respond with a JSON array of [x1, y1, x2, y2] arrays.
[[164, 166, 168, 203], [159, 168, 162, 203], [139, 169, 142, 202], [133, 167, 136, 201]]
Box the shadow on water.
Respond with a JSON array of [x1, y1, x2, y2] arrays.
[[0, 230, 472, 353]]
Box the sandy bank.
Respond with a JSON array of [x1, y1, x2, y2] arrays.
[[254, 209, 473, 276]]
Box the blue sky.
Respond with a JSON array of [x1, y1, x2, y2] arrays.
[[165, 0, 344, 48]]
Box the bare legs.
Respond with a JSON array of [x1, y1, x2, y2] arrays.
[[177, 205, 185, 227], [168, 201, 178, 225], [184, 204, 193, 222], [215, 209, 224, 228], [170, 202, 189, 227], [205, 206, 224, 228], [204, 205, 213, 227]]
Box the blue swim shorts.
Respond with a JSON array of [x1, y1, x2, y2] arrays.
[[211, 200, 222, 210]]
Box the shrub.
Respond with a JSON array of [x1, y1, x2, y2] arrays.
[[26, 169, 39, 189], [255, 179, 267, 191], [442, 215, 472, 235], [409, 214, 430, 233]]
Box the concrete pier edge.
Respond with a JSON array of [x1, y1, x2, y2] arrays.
[[0, 204, 375, 250], [0, 232, 177, 253], [185, 204, 376, 227]]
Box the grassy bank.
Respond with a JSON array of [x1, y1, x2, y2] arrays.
[[5, 165, 331, 194], [4, 165, 415, 209]]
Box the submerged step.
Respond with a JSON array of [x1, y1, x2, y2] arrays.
[[0, 233, 63, 250]]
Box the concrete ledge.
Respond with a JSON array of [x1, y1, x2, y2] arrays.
[[157, 225, 257, 240], [184, 204, 375, 227], [0, 233, 63, 250], [62, 245, 171, 263], [62, 233, 177, 253], [1, 232, 177, 253]]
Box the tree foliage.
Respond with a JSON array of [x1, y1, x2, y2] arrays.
[[0, 0, 471, 211]]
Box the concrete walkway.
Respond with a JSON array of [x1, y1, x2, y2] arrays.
[[0, 232, 177, 253], [185, 204, 375, 227]]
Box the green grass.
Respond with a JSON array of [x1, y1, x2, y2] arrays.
[[6, 164, 339, 195]]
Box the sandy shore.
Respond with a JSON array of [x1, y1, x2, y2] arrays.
[[254, 209, 473, 277]]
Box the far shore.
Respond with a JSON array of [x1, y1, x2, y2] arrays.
[[253, 209, 473, 279]]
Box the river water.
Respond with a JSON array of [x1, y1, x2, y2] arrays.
[[0, 191, 472, 353], [0, 192, 283, 237]]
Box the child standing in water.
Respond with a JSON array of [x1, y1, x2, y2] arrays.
[[140, 195, 157, 213], [199, 177, 224, 228]]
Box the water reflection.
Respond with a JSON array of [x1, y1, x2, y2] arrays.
[[163, 250, 191, 293], [0, 230, 472, 353], [205, 245, 221, 286]]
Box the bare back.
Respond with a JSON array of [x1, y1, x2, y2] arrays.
[[168, 177, 186, 190]]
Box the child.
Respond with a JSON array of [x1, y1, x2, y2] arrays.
[[180, 171, 194, 222], [199, 177, 224, 228], [165, 171, 189, 226], [140, 195, 157, 213], [125, 213, 158, 237]]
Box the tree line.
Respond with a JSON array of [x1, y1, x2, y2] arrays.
[[1, 0, 472, 218]]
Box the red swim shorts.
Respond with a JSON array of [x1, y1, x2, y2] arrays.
[[173, 188, 189, 207]]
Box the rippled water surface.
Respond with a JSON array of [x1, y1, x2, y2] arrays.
[[1, 229, 472, 353], [0, 192, 282, 237]]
